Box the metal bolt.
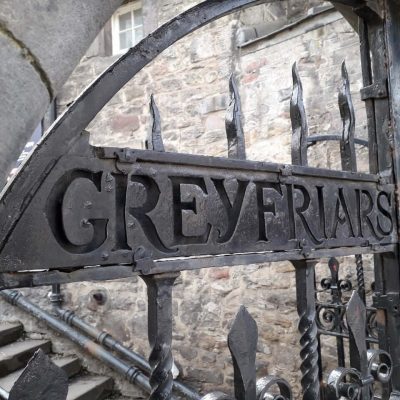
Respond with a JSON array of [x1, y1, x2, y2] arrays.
[[101, 252, 109, 261], [105, 173, 113, 182]]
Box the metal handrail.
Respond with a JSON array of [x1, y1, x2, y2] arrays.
[[55, 306, 201, 400], [0, 290, 152, 394]]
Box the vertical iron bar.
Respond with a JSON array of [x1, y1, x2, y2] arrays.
[[142, 273, 179, 400], [359, 19, 378, 174], [338, 61, 357, 173], [49, 284, 63, 310], [290, 62, 308, 166], [369, 3, 400, 396], [327, 258, 346, 368], [292, 260, 320, 400], [225, 74, 246, 160]]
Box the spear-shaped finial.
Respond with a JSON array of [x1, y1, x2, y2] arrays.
[[339, 61, 357, 172], [228, 306, 257, 400], [346, 291, 372, 400], [290, 62, 308, 166], [146, 94, 165, 152], [226, 74, 246, 160]]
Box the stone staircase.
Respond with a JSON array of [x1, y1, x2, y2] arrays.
[[0, 321, 116, 399]]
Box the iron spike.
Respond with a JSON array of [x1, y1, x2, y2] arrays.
[[228, 305, 257, 400], [146, 94, 165, 152], [290, 62, 308, 166], [346, 290, 372, 400], [339, 61, 357, 172], [226, 74, 246, 160]]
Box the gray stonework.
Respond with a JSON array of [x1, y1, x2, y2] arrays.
[[0, 1, 373, 399], [0, 0, 124, 187]]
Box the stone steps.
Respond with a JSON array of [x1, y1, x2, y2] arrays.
[[67, 375, 114, 400], [0, 338, 52, 376], [0, 355, 81, 392], [0, 322, 23, 347], [0, 321, 116, 399]]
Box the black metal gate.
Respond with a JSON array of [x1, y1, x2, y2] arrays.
[[0, 1, 400, 400]]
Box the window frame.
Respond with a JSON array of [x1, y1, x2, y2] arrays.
[[111, 1, 143, 56]]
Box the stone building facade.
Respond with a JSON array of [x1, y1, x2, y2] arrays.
[[0, 1, 372, 398]]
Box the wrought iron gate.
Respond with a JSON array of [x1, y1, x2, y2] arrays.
[[0, 1, 400, 399]]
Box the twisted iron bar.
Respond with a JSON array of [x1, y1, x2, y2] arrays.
[[148, 343, 174, 400], [299, 308, 320, 400], [294, 261, 320, 400], [355, 254, 366, 304]]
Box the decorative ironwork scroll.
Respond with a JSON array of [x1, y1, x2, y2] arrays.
[[327, 291, 393, 400]]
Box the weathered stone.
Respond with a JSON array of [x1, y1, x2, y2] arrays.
[[186, 368, 224, 385], [111, 114, 140, 133], [0, 32, 50, 186], [0, 0, 124, 92]]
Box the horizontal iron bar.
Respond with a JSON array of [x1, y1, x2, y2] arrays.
[[0, 245, 395, 287], [137, 244, 396, 275], [56, 307, 201, 400], [0, 290, 154, 395], [318, 329, 379, 344], [307, 135, 368, 148], [100, 146, 380, 183], [0, 266, 136, 289]]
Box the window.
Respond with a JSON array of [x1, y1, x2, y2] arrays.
[[112, 2, 143, 55]]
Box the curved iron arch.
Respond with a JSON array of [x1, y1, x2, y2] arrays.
[[0, 0, 274, 247], [0, 0, 365, 253]]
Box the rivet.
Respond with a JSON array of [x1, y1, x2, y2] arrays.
[[84, 201, 93, 209], [81, 219, 90, 227], [101, 252, 109, 261]]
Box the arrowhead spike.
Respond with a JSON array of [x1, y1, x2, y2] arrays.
[[228, 306, 257, 400], [146, 94, 165, 152], [328, 257, 340, 283], [346, 291, 368, 377], [226, 74, 246, 160], [338, 61, 357, 172], [290, 62, 308, 166]]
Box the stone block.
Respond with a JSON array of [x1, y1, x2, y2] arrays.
[[0, 32, 50, 185], [111, 114, 140, 133], [0, 0, 124, 93]]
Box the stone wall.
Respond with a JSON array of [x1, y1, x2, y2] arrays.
[[0, 1, 374, 399]]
